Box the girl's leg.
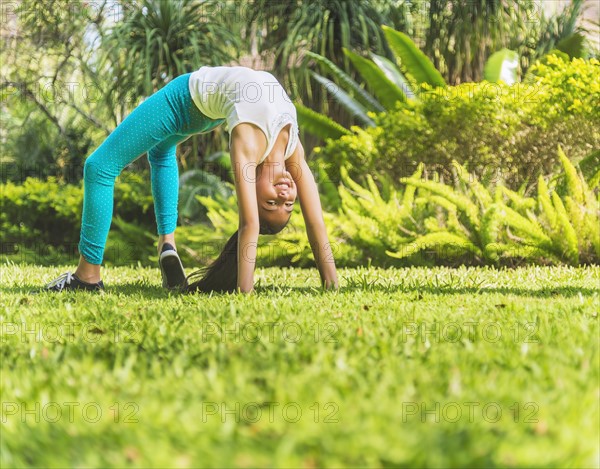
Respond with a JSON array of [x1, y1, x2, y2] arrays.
[[147, 133, 189, 254], [75, 72, 224, 284], [147, 79, 225, 255], [76, 75, 196, 279], [76, 132, 188, 283]]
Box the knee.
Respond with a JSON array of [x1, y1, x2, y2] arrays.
[[83, 158, 116, 186], [148, 145, 177, 166]]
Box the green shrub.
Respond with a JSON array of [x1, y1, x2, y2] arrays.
[[387, 147, 599, 265], [1, 172, 156, 265], [0, 177, 83, 247], [0, 174, 353, 269], [525, 55, 600, 119], [316, 56, 600, 187], [3, 144, 597, 269]]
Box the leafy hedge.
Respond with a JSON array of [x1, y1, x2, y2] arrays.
[[1, 173, 155, 265], [315, 56, 600, 187], [0, 168, 320, 268], [2, 149, 597, 268], [155, 147, 599, 269], [179, 147, 599, 268]]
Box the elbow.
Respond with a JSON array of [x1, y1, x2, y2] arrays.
[[239, 221, 260, 234]]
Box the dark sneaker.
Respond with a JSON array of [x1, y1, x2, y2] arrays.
[[43, 272, 104, 292], [159, 243, 186, 289]]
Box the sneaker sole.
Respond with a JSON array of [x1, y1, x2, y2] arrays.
[[159, 251, 186, 289]]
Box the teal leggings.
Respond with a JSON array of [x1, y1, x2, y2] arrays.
[[79, 73, 224, 265]]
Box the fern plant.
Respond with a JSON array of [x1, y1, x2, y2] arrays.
[[386, 146, 599, 265], [332, 164, 431, 265]]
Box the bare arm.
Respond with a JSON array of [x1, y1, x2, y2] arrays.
[[231, 125, 266, 293], [288, 142, 339, 290]]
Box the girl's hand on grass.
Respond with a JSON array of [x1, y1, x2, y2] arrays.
[[322, 277, 339, 291], [237, 286, 255, 295]]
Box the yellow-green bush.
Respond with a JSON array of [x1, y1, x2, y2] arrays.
[[526, 56, 600, 119], [316, 56, 600, 187]]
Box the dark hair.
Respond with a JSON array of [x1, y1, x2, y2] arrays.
[[183, 222, 286, 294]]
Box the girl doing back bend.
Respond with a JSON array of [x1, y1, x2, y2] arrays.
[[43, 66, 339, 293]]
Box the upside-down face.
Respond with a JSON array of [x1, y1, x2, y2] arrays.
[[255, 161, 297, 233]]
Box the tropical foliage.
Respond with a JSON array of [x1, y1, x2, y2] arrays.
[[299, 24, 595, 140], [102, 0, 238, 99], [241, 0, 396, 128], [393, 0, 590, 83], [297, 26, 446, 134], [335, 147, 599, 266], [243, 0, 391, 70], [314, 55, 600, 187], [398, 148, 598, 265]]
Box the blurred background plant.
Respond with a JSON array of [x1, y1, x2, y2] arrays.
[[313, 54, 599, 187]]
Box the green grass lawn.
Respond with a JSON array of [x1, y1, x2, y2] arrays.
[[1, 264, 598, 468]]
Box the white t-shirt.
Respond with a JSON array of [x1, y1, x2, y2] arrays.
[[188, 66, 299, 164]]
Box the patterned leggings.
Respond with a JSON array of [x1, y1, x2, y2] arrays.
[[79, 73, 224, 264]]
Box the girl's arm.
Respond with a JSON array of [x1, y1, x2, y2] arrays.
[[231, 125, 264, 293], [288, 142, 339, 290]]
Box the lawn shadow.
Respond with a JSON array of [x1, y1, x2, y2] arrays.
[[1, 282, 169, 299], [4, 283, 597, 299], [256, 284, 599, 298]]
